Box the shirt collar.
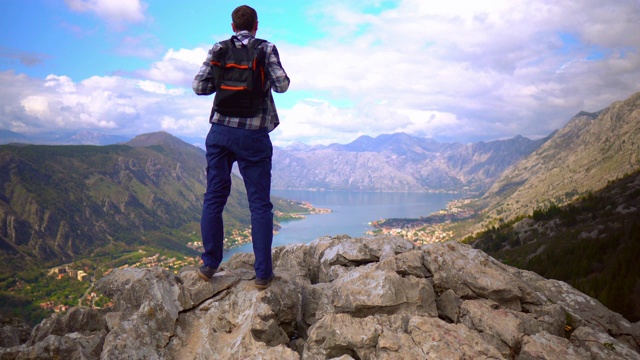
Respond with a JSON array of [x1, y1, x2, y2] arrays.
[[233, 30, 255, 46], [235, 30, 254, 39]]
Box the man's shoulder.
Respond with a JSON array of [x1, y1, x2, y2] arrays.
[[246, 36, 275, 48], [254, 39, 277, 53]]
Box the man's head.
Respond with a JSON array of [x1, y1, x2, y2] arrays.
[[232, 5, 258, 35]]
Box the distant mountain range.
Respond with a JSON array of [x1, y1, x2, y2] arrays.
[[273, 133, 549, 193], [2, 128, 553, 195], [3, 90, 640, 275], [0, 130, 207, 149], [0, 130, 132, 146]]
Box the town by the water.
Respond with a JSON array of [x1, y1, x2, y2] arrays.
[[34, 199, 467, 314], [368, 198, 476, 244]]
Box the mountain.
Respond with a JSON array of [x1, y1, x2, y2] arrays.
[[471, 169, 640, 322], [480, 91, 640, 223], [70, 131, 132, 145], [0, 130, 27, 144], [0, 130, 131, 146], [273, 133, 548, 193], [2, 235, 639, 358], [457, 92, 640, 323], [0, 132, 251, 274]]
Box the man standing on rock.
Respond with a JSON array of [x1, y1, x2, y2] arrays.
[[192, 5, 289, 289]]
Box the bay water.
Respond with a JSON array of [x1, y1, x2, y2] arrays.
[[222, 190, 462, 260]]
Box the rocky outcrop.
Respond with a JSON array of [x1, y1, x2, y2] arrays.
[[0, 316, 31, 349], [2, 235, 639, 359]]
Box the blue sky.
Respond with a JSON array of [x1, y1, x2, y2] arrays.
[[2, 0, 640, 146]]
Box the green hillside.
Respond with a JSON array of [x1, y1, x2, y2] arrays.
[[468, 169, 640, 322], [0, 132, 312, 274], [0, 132, 315, 325]]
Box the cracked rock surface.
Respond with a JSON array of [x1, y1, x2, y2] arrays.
[[1, 235, 639, 359]]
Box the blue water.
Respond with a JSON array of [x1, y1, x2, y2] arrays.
[[222, 190, 462, 259]]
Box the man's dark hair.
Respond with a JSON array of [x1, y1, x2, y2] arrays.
[[232, 5, 258, 31]]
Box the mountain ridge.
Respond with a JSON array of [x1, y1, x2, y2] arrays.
[[273, 132, 549, 193], [470, 168, 640, 322], [0, 133, 240, 275], [480, 91, 640, 225]]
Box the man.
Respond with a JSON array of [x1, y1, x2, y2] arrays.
[[192, 5, 289, 289]]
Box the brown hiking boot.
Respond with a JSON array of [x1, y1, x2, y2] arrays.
[[197, 265, 217, 281], [254, 273, 274, 290]]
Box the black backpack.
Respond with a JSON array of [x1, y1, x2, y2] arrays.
[[211, 36, 267, 118]]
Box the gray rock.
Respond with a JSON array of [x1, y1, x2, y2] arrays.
[[330, 266, 436, 317], [407, 315, 504, 359], [0, 332, 106, 360], [376, 249, 431, 278], [0, 316, 31, 348], [571, 326, 640, 360], [177, 267, 245, 309], [460, 298, 524, 357], [436, 289, 462, 323], [0, 345, 23, 359], [273, 242, 313, 281], [96, 267, 183, 359], [27, 307, 106, 346], [514, 304, 566, 338], [528, 277, 639, 351], [422, 241, 542, 310], [166, 276, 300, 359], [517, 331, 591, 360], [304, 313, 385, 359], [3, 235, 639, 359], [315, 235, 415, 283], [304, 313, 503, 359]]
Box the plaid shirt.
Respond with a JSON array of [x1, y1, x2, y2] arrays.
[[193, 31, 290, 132]]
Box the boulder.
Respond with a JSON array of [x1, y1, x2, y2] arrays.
[[436, 289, 462, 323], [0, 316, 31, 348], [422, 241, 543, 310], [96, 266, 183, 359], [517, 331, 591, 360], [166, 278, 300, 359], [2, 235, 638, 359], [570, 326, 640, 360], [27, 307, 106, 346]]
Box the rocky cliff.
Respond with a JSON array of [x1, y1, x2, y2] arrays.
[[1, 235, 638, 359]]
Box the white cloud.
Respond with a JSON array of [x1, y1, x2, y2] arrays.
[[159, 115, 206, 134], [44, 75, 76, 93], [0, 70, 211, 137], [271, 99, 461, 146], [140, 48, 207, 87], [137, 80, 184, 95], [273, 0, 640, 143], [4, 0, 640, 146], [21, 96, 50, 119], [65, 0, 147, 28]]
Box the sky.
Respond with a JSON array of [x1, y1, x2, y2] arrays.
[[1, 0, 640, 147]]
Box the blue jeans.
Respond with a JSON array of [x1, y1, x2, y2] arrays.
[[200, 123, 274, 279]]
